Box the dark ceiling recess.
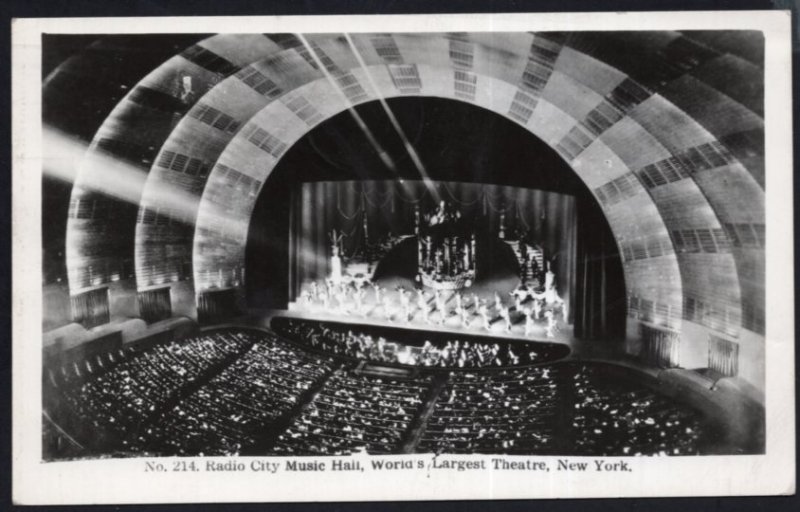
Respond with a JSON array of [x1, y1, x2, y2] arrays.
[[278, 96, 589, 194], [43, 34, 210, 142]]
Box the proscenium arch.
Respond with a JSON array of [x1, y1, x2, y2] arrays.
[[185, 35, 760, 371], [62, 32, 764, 376], [192, 67, 681, 318], [184, 35, 751, 335], [244, 95, 623, 319], [191, 61, 743, 355]]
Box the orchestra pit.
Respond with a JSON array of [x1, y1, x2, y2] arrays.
[[42, 31, 766, 459]]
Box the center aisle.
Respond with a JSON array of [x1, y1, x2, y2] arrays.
[[400, 374, 451, 454]]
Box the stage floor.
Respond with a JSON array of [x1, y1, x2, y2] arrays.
[[283, 304, 573, 343], [283, 282, 575, 346]]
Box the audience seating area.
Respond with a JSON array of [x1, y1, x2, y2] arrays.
[[418, 364, 706, 456], [47, 346, 138, 388], [58, 331, 251, 449], [419, 367, 559, 454], [46, 327, 713, 459], [570, 365, 704, 456], [272, 369, 431, 455], [130, 332, 337, 456]]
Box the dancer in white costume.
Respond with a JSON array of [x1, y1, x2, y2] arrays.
[[325, 278, 336, 303], [478, 301, 491, 331], [416, 289, 430, 324], [320, 288, 330, 311], [499, 304, 512, 333], [354, 286, 366, 315], [533, 261, 565, 308], [511, 285, 528, 311], [524, 307, 536, 337], [335, 287, 349, 315], [544, 310, 557, 338], [398, 288, 411, 322], [328, 230, 344, 284], [435, 290, 447, 325], [382, 295, 393, 323], [459, 304, 471, 328], [451, 292, 467, 328], [533, 298, 542, 320]]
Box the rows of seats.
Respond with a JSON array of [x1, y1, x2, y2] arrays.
[[571, 365, 704, 456], [132, 333, 337, 456], [48, 327, 710, 458], [418, 367, 559, 454], [48, 346, 138, 388], [59, 331, 252, 447], [271, 369, 432, 455], [418, 363, 706, 456]]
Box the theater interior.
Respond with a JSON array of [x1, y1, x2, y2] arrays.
[[41, 31, 766, 459]]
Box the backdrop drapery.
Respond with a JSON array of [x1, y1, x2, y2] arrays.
[[573, 198, 627, 341], [287, 179, 626, 341], [289, 180, 578, 317]]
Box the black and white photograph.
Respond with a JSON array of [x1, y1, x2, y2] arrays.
[[12, 11, 795, 504]]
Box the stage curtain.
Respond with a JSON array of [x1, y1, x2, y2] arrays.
[[289, 181, 337, 300], [573, 198, 627, 341], [289, 181, 578, 306]]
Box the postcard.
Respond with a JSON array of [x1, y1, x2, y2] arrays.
[[12, 10, 795, 504]]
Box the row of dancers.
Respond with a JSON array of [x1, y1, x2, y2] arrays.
[[298, 280, 568, 338]]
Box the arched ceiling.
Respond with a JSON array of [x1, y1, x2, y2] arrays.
[[53, 31, 765, 342]]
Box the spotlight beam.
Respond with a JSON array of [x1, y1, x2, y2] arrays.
[[297, 34, 398, 173], [342, 33, 440, 202], [45, 126, 245, 251]]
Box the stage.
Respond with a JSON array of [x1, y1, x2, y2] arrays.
[[285, 283, 575, 346], [244, 181, 627, 358]]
